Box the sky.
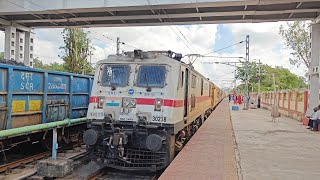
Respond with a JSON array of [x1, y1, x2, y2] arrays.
[[0, 22, 308, 89]]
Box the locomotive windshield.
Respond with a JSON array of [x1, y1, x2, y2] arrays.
[[100, 65, 129, 87], [137, 66, 166, 87]]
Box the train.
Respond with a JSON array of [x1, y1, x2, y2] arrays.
[[83, 50, 223, 171], [0, 63, 93, 154]]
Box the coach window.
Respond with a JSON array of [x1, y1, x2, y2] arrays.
[[191, 74, 196, 88], [181, 71, 184, 88], [100, 65, 129, 87], [201, 78, 203, 95]]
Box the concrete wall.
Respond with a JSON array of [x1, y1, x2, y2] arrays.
[[250, 89, 308, 121]]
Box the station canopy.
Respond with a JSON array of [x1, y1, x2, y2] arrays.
[[0, 0, 319, 28]]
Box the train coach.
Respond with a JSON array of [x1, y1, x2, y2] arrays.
[[83, 50, 223, 171], [0, 63, 93, 152]]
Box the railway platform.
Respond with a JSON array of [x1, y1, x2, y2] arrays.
[[160, 100, 320, 180], [232, 104, 320, 180], [159, 99, 239, 180]]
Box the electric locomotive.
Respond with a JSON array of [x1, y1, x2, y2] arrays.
[[83, 50, 222, 171]]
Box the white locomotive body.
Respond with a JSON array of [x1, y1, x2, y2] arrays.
[[84, 50, 222, 171]]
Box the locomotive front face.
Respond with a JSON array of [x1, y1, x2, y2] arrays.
[[87, 63, 169, 124], [85, 55, 178, 171]]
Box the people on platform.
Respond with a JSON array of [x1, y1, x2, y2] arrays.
[[233, 94, 238, 104], [238, 94, 242, 104], [309, 105, 320, 131], [307, 106, 319, 129]]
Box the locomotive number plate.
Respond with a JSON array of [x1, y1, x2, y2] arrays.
[[88, 112, 105, 119], [152, 116, 167, 122]]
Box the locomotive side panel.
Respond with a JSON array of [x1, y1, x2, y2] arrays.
[[186, 69, 211, 125]]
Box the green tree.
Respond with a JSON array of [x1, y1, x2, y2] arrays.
[[0, 52, 4, 60], [279, 21, 310, 68], [46, 62, 65, 72], [236, 61, 307, 92], [60, 28, 94, 74], [33, 57, 65, 72], [33, 57, 45, 69]]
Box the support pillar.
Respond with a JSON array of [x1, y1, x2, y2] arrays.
[[15, 31, 25, 64], [4, 26, 16, 60], [24, 31, 34, 67], [306, 23, 320, 116], [52, 128, 58, 160]]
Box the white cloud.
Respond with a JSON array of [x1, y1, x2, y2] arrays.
[[226, 22, 307, 75]]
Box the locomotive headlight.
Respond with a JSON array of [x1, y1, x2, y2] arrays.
[[98, 96, 105, 108], [130, 99, 136, 106], [154, 98, 162, 111], [122, 98, 136, 108]]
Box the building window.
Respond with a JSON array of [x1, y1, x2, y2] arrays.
[[30, 38, 33, 43], [20, 54, 23, 58], [11, 33, 14, 38], [30, 46, 33, 51], [30, 62, 33, 66], [11, 50, 14, 55], [30, 54, 33, 58], [20, 38, 23, 43], [20, 46, 23, 51], [11, 41, 14, 47]]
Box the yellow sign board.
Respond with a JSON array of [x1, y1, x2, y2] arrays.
[[29, 100, 41, 111], [12, 100, 26, 113]]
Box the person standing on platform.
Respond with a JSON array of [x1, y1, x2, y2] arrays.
[[228, 94, 231, 102], [234, 94, 237, 104], [307, 106, 319, 129], [310, 105, 320, 131], [238, 94, 242, 104]]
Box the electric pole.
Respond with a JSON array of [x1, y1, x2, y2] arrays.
[[244, 35, 250, 110], [116, 37, 120, 55], [258, 59, 261, 108]]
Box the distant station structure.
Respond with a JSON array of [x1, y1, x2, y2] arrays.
[[0, 0, 320, 113]]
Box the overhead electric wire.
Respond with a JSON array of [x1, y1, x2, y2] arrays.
[[212, 70, 237, 79], [203, 41, 244, 56]]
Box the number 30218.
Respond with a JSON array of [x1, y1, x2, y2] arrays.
[[152, 116, 167, 122]]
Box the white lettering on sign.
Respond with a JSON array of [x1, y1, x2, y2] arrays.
[[119, 117, 134, 121], [48, 83, 67, 90], [20, 72, 34, 91], [144, 92, 155, 97], [108, 91, 116, 95]]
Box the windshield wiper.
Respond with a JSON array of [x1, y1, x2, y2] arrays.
[[110, 81, 119, 90], [143, 73, 151, 92]]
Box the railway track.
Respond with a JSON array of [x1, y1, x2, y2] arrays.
[[0, 151, 50, 173], [0, 143, 87, 179]]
